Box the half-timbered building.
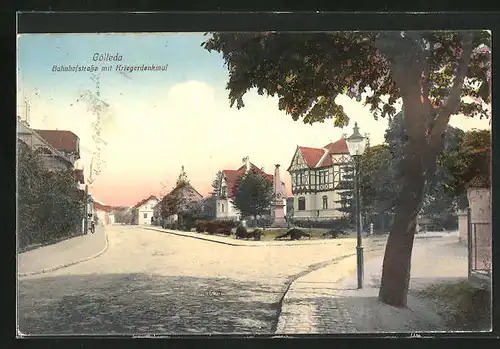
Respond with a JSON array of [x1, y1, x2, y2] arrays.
[[287, 136, 353, 221]]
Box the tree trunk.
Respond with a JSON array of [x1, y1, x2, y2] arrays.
[[378, 172, 424, 306], [378, 92, 428, 306]]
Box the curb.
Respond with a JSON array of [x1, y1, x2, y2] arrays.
[[144, 226, 382, 248], [272, 246, 385, 334], [18, 230, 109, 277]]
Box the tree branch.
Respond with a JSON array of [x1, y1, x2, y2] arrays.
[[424, 33, 474, 178], [428, 33, 474, 148]]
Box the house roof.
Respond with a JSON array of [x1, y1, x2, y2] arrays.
[[169, 182, 203, 199], [297, 147, 326, 168], [292, 137, 349, 170], [33, 129, 79, 153], [94, 201, 114, 213], [222, 162, 284, 198], [323, 137, 349, 154], [133, 195, 158, 209]]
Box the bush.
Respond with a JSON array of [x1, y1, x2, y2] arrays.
[[17, 143, 85, 249], [246, 217, 273, 228], [196, 219, 236, 234], [235, 225, 248, 239], [289, 218, 353, 230]]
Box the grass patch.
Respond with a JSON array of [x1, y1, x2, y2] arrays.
[[417, 280, 491, 331]]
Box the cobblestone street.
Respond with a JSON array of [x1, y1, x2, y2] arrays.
[[276, 233, 468, 333], [18, 226, 462, 335], [18, 225, 375, 335]]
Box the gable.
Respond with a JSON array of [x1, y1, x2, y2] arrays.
[[287, 147, 310, 172]]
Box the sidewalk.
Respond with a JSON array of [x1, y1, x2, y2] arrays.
[[17, 226, 108, 277], [276, 234, 467, 333]]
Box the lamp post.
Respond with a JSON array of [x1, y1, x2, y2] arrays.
[[346, 122, 368, 289]]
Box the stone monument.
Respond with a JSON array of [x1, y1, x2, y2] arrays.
[[271, 164, 286, 227]]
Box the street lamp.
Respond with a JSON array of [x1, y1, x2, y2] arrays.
[[346, 122, 368, 289]]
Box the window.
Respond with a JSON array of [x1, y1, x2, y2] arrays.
[[298, 197, 306, 211], [222, 186, 227, 197], [322, 196, 328, 210], [221, 203, 225, 213], [144, 213, 148, 218], [319, 170, 327, 185]]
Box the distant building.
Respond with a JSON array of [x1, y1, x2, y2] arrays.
[[215, 157, 287, 221], [93, 200, 117, 226], [131, 195, 159, 225], [155, 183, 204, 224], [287, 136, 353, 221]]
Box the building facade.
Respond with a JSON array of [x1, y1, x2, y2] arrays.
[[215, 158, 287, 221], [132, 195, 159, 225], [287, 137, 353, 221]]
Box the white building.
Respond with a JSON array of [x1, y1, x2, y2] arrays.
[[287, 136, 353, 221], [215, 157, 287, 221], [132, 195, 159, 225]]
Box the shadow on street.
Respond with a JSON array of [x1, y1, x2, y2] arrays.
[[18, 273, 282, 335]]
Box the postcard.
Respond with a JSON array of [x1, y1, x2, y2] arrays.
[[16, 28, 492, 336]]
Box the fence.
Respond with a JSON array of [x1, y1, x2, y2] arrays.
[[467, 208, 492, 281]]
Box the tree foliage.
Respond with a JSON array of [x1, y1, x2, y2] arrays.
[[360, 144, 397, 213], [203, 30, 491, 307], [231, 168, 274, 221], [211, 170, 224, 196], [159, 166, 204, 227], [335, 163, 356, 222], [203, 31, 490, 125], [440, 129, 491, 193], [17, 141, 85, 249]]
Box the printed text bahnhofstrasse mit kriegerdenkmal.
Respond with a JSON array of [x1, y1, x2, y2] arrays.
[[52, 53, 168, 73], [52, 63, 168, 73]]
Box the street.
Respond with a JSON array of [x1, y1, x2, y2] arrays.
[[17, 226, 465, 335]]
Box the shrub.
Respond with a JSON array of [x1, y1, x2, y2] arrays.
[[289, 218, 353, 230], [17, 143, 85, 249], [246, 217, 273, 228], [235, 225, 248, 239], [206, 221, 217, 234], [196, 220, 209, 233]]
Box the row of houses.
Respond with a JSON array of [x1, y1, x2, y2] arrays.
[[213, 136, 353, 222], [126, 135, 353, 226]]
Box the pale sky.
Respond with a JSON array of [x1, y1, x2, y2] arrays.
[[17, 33, 491, 207]]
